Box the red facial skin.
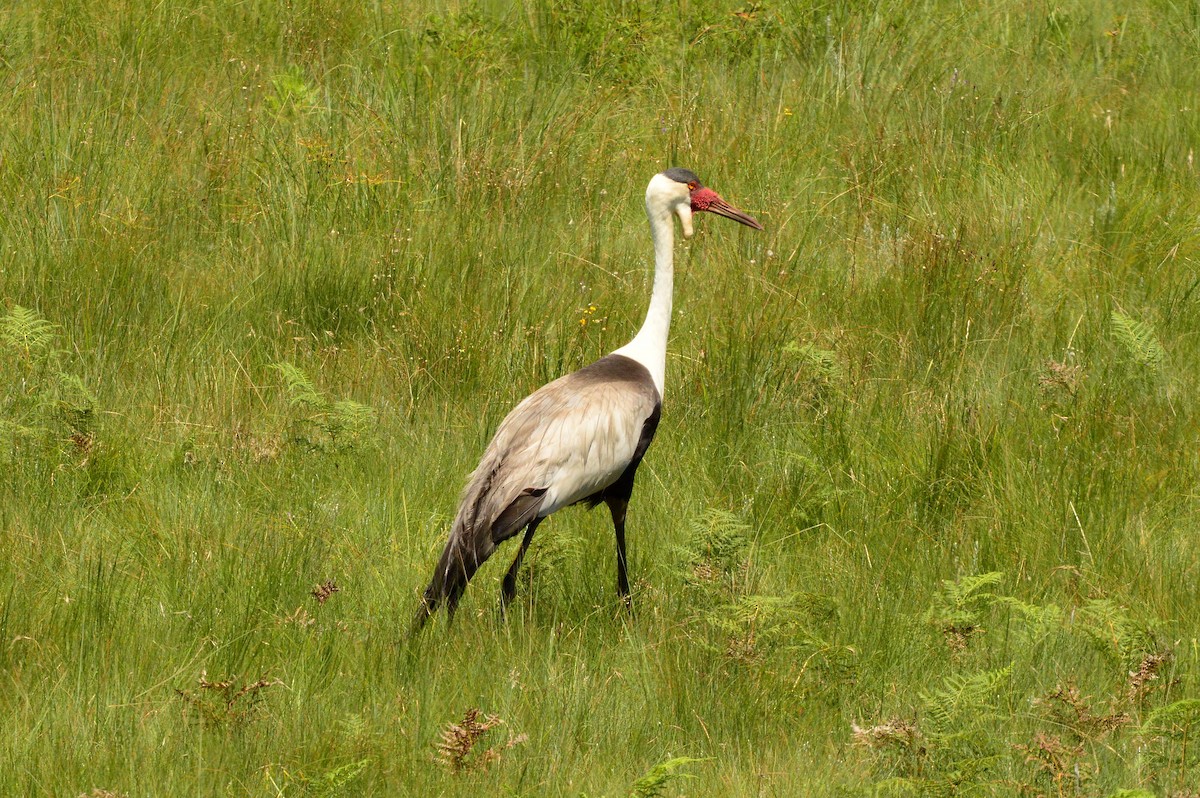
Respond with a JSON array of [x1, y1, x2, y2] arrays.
[[689, 187, 721, 212]]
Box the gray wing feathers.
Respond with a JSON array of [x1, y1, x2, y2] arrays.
[[414, 354, 659, 627], [447, 359, 658, 563]]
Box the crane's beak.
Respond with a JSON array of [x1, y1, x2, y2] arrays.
[[691, 187, 764, 231], [706, 196, 763, 230]]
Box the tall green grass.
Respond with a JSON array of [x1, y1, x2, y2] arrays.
[[3, 0, 1200, 794]]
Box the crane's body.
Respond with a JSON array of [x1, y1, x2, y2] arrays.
[[412, 168, 761, 631]]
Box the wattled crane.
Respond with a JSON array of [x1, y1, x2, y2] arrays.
[[411, 168, 762, 630]]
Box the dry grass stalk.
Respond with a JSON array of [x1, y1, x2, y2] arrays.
[[197, 671, 234, 691], [224, 678, 282, 706], [278, 606, 316, 627]]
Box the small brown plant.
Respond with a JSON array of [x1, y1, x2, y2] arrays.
[[691, 562, 718, 584], [1038, 360, 1082, 396], [177, 670, 282, 727], [231, 425, 281, 462], [434, 708, 526, 773], [851, 718, 923, 751], [311, 579, 340, 604], [1128, 651, 1171, 703], [942, 623, 982, 654], [77, 791, 127, 798], [724, 628, 760, 664], [1035, 683, 1130, 739], [1014, 732, 1090, 794], [197, 672, 235, 690]]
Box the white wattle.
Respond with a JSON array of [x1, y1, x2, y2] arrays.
[[610, 178, 678, 398]]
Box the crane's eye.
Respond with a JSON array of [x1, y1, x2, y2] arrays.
[[687, 181, 698, 191]]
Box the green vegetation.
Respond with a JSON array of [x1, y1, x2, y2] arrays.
[[3, 0, 1199, 794]]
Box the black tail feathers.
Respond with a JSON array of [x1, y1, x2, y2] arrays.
[[409, 586, 439, 635], [409, 543, 475, 635]]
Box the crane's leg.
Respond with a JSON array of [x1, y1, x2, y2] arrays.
[[500, 518, 542, 611], [606, 497, 632, 607]]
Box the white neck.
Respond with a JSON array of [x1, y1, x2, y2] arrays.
[[611, 190, 676, 398]]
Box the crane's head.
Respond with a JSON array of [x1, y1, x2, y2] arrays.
[[648, 167, 763, 239]]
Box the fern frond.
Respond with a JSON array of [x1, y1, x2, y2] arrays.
[[50, 372, 98, 434], [521, 522, 584, 608], [784, 341, 843, 380], [298, 758, 370, 797], [270, 362, 326, 409], [702, 592, 837, 665], [992, 596, 1063, 639], [1134, 698, 1200, 776], [942, 571, 1004, 604], [329, 399, 375, 435], [270, 363, 378, 451], [1110, 310, 1165, 370], [1139, 698, 1200, 737], [629, 757, 705, 798], [676, 508, 752, 587], [338, 712, 367, 740], [925, 572, 1005, 651], [865, 777, 927, 796], [919, 665, 1013, 735], [1, 305, 58, 359], [705, 593, 829, 631], [1077, 599, 1158, 667]]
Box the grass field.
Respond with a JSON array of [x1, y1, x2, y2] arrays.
[[3, 1, 1200, 795]]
